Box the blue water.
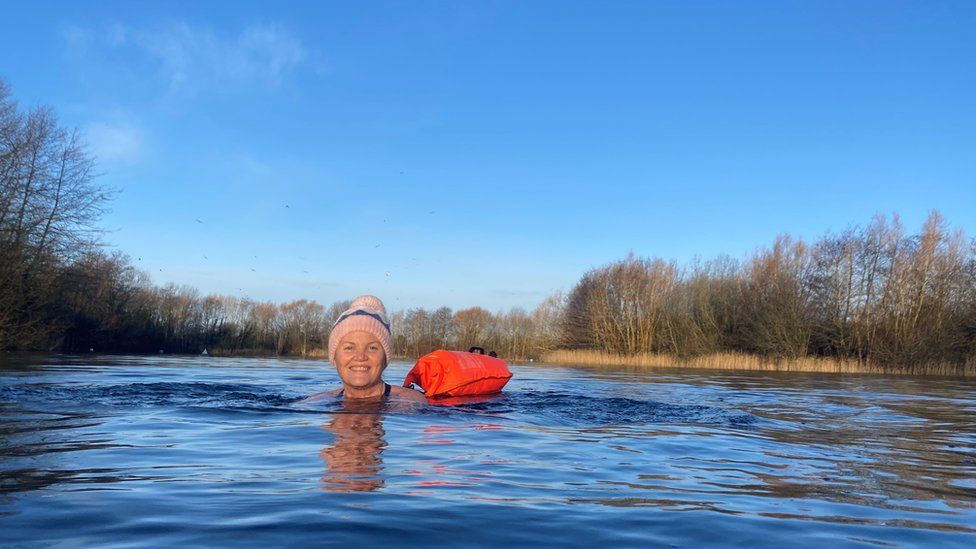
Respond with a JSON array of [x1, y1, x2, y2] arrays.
[[2, 355, 975, 547]]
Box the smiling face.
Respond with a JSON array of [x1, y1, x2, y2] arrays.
[[333, 330, 388, 395]]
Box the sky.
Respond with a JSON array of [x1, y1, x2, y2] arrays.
[[2, 1, 973, 312]]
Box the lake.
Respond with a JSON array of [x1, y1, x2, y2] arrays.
[[2, 354, 975, 547]]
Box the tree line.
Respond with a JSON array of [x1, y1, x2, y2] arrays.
[[4, 244, 563, 357], [6, 210, 972, 370], [2, 79, 973, 370], [0, 79, 561, 358], [562, 213, 975, 369]]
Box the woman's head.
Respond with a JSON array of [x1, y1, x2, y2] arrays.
[[328, 295, 391, 363], [328, 295, 392, 390]]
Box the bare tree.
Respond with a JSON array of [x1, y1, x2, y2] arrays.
[[740, 235, 814, 358], [452, 307, 494, 351], [0, 79, 109, 350], [532, 290, 565, 356]]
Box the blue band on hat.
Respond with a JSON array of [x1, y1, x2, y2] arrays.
[[333, 309, 391, 332]]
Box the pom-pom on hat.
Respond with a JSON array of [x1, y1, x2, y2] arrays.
[[328, 295, 392, 364]]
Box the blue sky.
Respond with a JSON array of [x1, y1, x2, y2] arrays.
[[2, 1, 973, 311]]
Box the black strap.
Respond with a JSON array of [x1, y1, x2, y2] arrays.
[[337, 383, 391, 399]]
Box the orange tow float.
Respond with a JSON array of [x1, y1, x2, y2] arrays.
[[403, 347, 513, 399]]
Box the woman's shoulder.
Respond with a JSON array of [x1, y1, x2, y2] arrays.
[[301, 388, 342, 403], [389, 385, 428, 403]]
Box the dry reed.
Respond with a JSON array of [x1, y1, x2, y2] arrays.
[[542, 350, 975, 377]]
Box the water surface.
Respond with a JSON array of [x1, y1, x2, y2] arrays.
[[2, 354, 974, 547]]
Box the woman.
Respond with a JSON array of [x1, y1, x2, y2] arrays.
[[311, 295, 426, 402]]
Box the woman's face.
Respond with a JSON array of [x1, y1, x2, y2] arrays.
[[334, 330, 387, 390]]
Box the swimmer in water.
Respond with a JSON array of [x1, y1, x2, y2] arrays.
[[308, 295, 426, 403]]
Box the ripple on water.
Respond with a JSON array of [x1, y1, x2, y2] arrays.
[[1, 356, 975, 547]]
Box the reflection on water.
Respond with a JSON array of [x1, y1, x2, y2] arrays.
[[0, 409, 119, 495], [320, 400, 387, 492], [1, 355, 975, 546]]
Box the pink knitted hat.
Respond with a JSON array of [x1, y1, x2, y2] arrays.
[[328, 295, 392, 364]]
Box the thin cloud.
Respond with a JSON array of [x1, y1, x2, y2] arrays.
[[237, 155, 273, 178], [68, 22, 306, 94], [59, 24, 94, 53], [85, 120, 146, 165], [228, 25, 306, 83], [144, 23, 305, 92], [106, 22, 128, 47]]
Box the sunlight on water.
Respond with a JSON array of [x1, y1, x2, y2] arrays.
[[1, 355, 975, 547]]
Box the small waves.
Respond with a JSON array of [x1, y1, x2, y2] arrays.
[[0, 380, 761, 430], [0, 381, 301, 411], [2, 356, 975, 547], [418, 390, 758, 429]]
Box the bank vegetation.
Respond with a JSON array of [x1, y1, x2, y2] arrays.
[[2, 80, 973, 375], [554, 212, 975, 376]]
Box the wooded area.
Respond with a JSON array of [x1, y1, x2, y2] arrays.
[[2, 80, 973, 372], [560, 213, 975, 371]]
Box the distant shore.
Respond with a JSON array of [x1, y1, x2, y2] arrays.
[[541, 350, 976, 378], [5, 348, 973, 377]]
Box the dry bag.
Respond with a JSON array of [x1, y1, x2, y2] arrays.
[[403, 349, 513, 398]]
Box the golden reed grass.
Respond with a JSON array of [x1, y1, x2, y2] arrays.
[[305, 348, 328, 359], [542, 350, 975, 377]]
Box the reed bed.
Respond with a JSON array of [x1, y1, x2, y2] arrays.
[[542, 350, 976, 377]]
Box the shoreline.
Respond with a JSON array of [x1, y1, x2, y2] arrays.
[[540, 350, 976, 378], [6, 349, 974, 378]]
